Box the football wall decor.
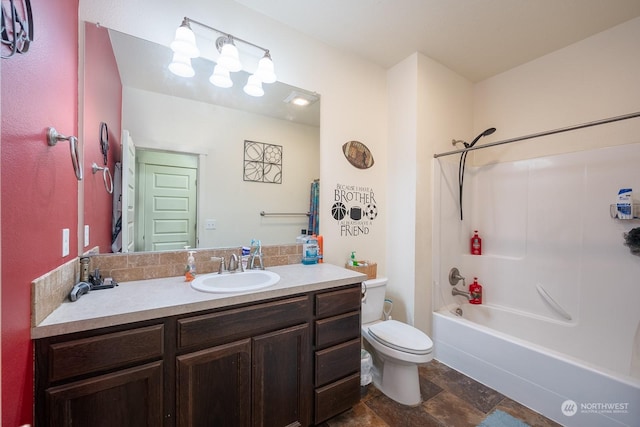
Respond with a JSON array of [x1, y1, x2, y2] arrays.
[[342, 140, 374, 169]]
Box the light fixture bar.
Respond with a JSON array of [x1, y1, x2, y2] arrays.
[[183, 17, 270, 56]]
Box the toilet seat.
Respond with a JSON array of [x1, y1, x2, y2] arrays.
[[368, 320, 433, 355]]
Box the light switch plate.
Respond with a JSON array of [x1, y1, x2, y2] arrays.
[[62, 228, 70, 257], [205, 219, 217, 230]]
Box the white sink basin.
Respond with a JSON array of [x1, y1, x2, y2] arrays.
[[190, 270, 280, 293]]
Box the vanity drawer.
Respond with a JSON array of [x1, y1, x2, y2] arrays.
[[47, 324, 164, 382], [314, 372, 361, 424], [177, 295, 309, 351], [315, 286, 361, 318], [315, 338, 360, 387], [315, 311, 360, 349]]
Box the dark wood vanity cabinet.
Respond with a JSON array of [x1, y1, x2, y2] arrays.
[[175, 295, 311, 427], [35, 324, 165, 427], [35, 284, 361, 426]]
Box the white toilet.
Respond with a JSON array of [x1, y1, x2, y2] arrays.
[[361, 277, 433, 406]]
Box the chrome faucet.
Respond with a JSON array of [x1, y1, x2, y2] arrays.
[[452, 287, 471, 300], [228, 253, 243, 272]]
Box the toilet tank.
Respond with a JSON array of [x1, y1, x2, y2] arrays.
[[361, 277, 388, 324]]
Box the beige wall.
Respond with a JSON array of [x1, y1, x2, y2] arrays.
[[80, 0, 389, 273], [472, 16, 640, 165], [387, 53, 473, 331]]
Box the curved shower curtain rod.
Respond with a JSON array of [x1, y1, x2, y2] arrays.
[[433, 111, 640, 159]]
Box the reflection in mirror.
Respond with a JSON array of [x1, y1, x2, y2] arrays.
[[82, 22, 320, 253]]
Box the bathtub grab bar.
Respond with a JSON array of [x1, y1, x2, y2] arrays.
[[535, 284, 572, 321]]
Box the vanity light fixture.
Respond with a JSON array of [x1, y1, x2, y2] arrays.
[[283, 91, 319, 107], [169, 17, 276, 96]]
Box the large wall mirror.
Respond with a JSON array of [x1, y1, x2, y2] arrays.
[[82, 22, 320, 253]]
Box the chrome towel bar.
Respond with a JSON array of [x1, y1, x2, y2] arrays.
[[260, 211, 310, 217]]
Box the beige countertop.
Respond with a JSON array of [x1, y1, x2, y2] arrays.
[[32, 263, 366, 340]]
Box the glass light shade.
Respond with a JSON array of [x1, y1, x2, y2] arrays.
[[209, 64, 233, 88], [243, 74, 264, 97], [168, 52, 195, 77], [218, 42, 242, 72], [170, 24, 199, 58], [255, 55, 276, 84]]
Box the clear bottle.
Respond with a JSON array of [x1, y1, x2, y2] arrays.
[[296, 229, 308, 244], [185, 250, 196, 282]]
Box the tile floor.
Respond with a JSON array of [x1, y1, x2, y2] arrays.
[[320, 360, 562, 427]]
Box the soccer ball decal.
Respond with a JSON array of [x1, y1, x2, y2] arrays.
[[364, 204, 378, 220], [332, 202, 347, 220]]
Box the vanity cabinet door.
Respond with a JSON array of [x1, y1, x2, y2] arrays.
[[253, 323, 311, 427], [176, 339, 251, 427], [45, 361, 163, 427]]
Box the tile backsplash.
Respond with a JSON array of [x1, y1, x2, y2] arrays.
[[32, 244, 303, 327]]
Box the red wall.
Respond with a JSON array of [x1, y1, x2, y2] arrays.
[[83, 23, 123, 253], [1, 0, 79, 425]]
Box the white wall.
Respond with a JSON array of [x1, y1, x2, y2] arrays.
[[122, 87, 319, 247], [80, 0, 388, 269]]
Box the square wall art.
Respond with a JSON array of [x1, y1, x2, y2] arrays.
[[243, 140, 283, 184]]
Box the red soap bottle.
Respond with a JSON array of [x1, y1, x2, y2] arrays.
[[470, 230, 482, 255], [469, 277, 482, 304]]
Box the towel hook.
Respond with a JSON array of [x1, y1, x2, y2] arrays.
[[47, 127, 82, 180], [91, 162, 113, 194]]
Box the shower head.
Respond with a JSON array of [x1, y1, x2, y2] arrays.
[[458, 126, 496, 220], [467, 127, 496, 148]]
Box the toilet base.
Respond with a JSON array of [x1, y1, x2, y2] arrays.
[[372, 358, 422, 406]]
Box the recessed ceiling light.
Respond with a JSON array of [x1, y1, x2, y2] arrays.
[[283, 91, 319, 107]]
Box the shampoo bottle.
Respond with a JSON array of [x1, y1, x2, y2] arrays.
[[469, 277, 482, 304], [471, 230, 482, 255]]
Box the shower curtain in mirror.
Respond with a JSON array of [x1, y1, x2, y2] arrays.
[[308, 179, 319, 235]]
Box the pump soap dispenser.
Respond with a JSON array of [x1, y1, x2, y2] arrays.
[[185, 248, 196, 282]]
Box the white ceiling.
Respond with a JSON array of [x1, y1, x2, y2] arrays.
[[234, 0, 640, 82]]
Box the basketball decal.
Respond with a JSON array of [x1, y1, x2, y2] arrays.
[[332, 202, 347, 220]]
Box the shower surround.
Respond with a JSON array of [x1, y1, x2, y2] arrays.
[[433, 142, 640, 426]]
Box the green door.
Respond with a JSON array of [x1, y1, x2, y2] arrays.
[[136, 151, 197, 251]]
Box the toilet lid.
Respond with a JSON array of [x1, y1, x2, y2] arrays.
[[368, 320, 433, 355]]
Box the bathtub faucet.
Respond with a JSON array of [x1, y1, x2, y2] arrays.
[[452, 287, 471, 300]]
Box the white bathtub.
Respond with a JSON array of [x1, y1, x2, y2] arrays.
[[433, 305, 640, 427]]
